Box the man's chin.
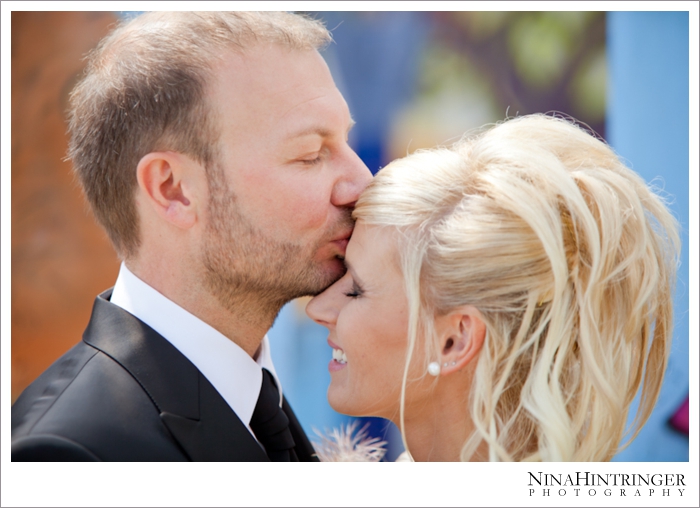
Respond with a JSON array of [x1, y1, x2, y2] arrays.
[[293, 257, 346, 298]]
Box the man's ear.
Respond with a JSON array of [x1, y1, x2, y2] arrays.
[[136, 151, 200, 229], [436, 305, 486, 376]]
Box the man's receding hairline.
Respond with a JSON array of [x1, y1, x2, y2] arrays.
[[99, 12, 331, 74]]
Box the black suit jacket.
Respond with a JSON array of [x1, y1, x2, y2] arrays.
[[11, 290, 319, 462]]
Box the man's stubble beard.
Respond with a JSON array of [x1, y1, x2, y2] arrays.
[[202, 168, 353, 325]]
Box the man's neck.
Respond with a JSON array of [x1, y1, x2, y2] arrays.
[[126, 260, 279, 358]]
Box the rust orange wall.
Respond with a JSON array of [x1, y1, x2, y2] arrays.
[[11, 12, 121, 402]]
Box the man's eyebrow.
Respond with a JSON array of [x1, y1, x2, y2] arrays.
[[289, 117, 356, 139]]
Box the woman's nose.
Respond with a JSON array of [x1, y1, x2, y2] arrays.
[[305, 290, 338, 329]]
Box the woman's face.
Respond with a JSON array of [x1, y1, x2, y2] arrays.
[[305, 222, 413, 419]]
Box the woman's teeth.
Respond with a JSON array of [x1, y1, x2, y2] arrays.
[[332, 348, 347, 364]]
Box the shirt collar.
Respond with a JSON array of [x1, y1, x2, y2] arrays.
[[109, 263, 282, 432]]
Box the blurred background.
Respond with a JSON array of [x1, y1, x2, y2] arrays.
[[10, 11, 690, 461]]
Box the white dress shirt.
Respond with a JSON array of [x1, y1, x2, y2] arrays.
[[109, 263, 282, 437]]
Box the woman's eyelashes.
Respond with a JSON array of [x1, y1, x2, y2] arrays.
[[344, 279, 364, 298]]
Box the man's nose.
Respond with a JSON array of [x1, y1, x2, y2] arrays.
[[331, 147, 373, 208]]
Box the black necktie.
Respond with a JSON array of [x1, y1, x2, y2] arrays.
[[250, 369, 298, 462]]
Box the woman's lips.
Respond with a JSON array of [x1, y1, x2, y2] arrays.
[[328, 358, 347, 372], [328, 339, 347, 372]]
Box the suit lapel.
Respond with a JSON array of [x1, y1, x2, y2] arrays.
[[83, 290, 268, 461], [161, 375, 268, 461]]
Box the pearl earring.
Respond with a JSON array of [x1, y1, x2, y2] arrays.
[[428, 362, 441, 376]]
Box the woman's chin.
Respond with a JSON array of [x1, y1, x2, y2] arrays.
[[327, 387, 364, 417], [327, 387, 394, 420], [327, 388, 352, 416]]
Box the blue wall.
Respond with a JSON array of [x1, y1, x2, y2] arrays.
[[607, 11, 690, 461], [269, 11, 691, 462]]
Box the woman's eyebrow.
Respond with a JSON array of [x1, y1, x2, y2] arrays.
[[343, 258, 364, 286]]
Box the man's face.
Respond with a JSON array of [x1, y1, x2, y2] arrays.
[[201, 45, 372, 312]]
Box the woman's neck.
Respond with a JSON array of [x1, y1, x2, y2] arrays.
[[402, 405, 469, 461], [400, 377, 487, 462]]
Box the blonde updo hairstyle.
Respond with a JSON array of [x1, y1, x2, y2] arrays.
[[353, 114, 680, 461]]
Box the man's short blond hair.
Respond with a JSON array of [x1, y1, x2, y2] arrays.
[[68, 12, 331, 258]]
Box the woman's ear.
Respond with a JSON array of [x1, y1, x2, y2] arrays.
[[136, 151, 200, 229], [436, 305, 486, 375]]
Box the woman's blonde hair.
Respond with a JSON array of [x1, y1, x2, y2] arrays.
[[353, 114, 680, 461]]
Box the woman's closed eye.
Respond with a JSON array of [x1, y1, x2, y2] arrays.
[[344, 280, 364, 298]]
